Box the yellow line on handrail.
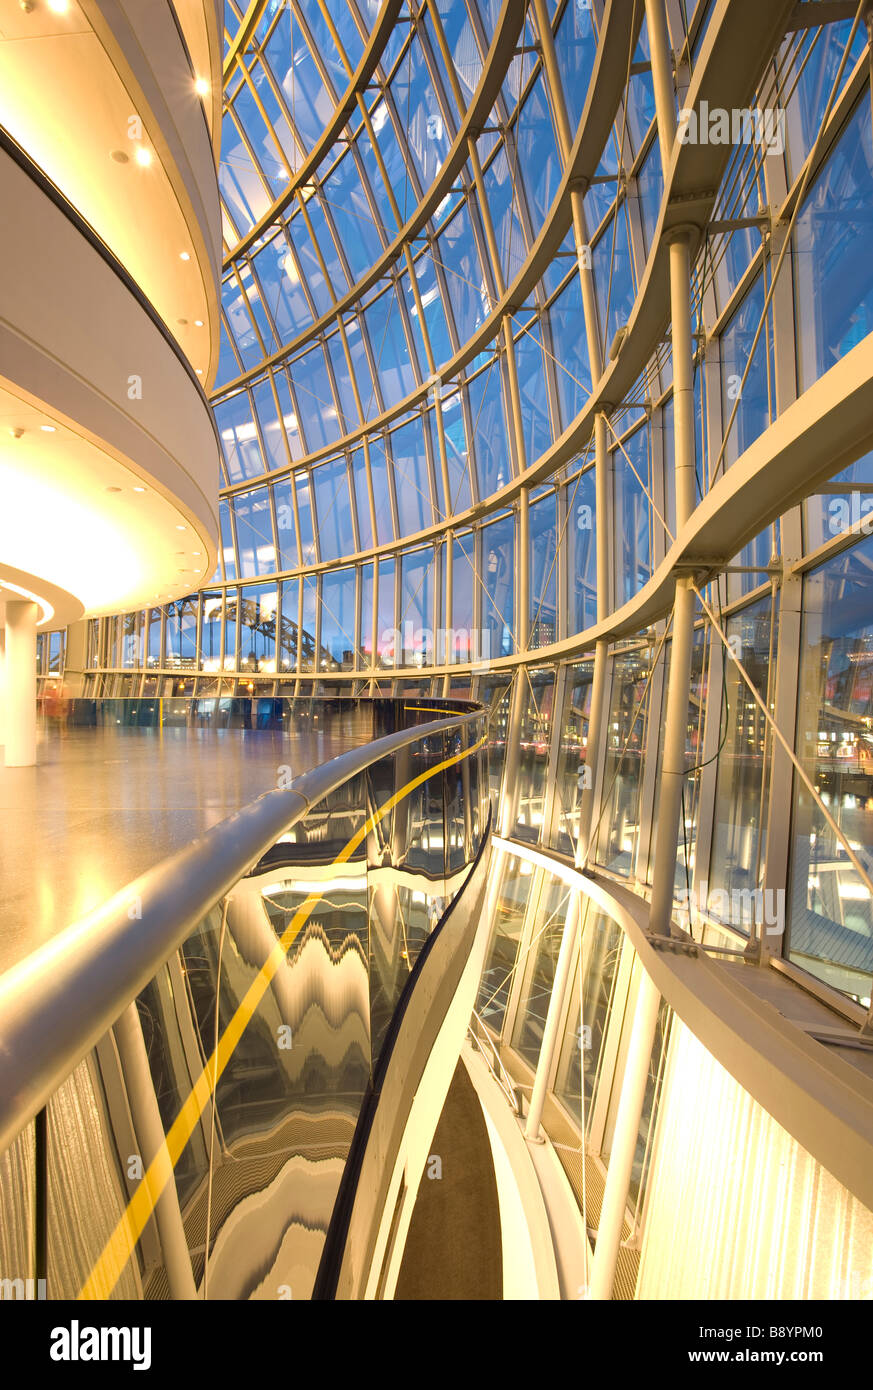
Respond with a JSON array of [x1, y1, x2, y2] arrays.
[[402, 705, 467, 717], [78, 729, 487, 1300]]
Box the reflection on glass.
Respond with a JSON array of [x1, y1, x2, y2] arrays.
[[596, 646, 656, 876], [708, 594, 775, 932], [790, 536, 873, 1004]]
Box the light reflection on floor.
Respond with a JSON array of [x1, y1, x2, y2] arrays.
[[0, 720, 365, 974]]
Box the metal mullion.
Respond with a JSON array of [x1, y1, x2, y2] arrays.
[[296, 572, 305, 673], [403, 242, 438, 378], [556, 478, 569, 641], [381, 420, 402, 542], [458, 377, 481, 508], [226, 262, 271, 360], [248, 242, 298, 356], [320, 324, 348, 435], [281, 363, 313, 461], [469, 139, 506, 298], [419, 399, 441, 524], [502, 325, 526, 480], [222, 100, 277, 215], [311, 157, 361, 291], [636, 629, 668, 886], [541, 662, 568, 845], [340, 0, 369, 49], [275, 230, 321, 326], [392, 263, 429, 392], [361, 437, 380, 548], [253, 67, 309, 187], [264, 368, 296, 471], [355, 90, 404, 233], [415, 1, 463, 141], [295, 189, 342, 310], [289, 0, 347, 98], [356, 294, 388, 418], [502, 866, 546, 1045], [427, 231, 461, 354], [381, 82, 427, 212], [353, 562, 362, 669], [691, 619, 723, 913], [236, 60, 296, 182], [347, 133, 393, 251], [345, 451, 361, 553], [497, 106, 538, 273]]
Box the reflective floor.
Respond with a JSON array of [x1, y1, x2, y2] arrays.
[[0, 719, 366, 974]]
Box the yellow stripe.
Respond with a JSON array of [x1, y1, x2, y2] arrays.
[[78, 730, 487, 1299], [401, 705, 465, 717]]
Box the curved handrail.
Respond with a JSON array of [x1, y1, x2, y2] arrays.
[[0, 707, 484, 1156]]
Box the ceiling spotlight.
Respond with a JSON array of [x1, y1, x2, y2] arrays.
[[111, 149, 129, 163], [194, 77, 209, 96], [106, 486, 122, 493], [194, 319, 204, 327], [176, 524, 187, 531], [133, 485, 146, 492], [19, 1, 37, 13], [9, 427, 23, 440], [179, 251, 190, 261], [195, 368, 203, 376], [47, 0, 69, 12], [134, 145, 152, 167], [40, 424, 56, 433]]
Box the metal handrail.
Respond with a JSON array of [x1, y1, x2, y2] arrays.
[[468, 1008, 520, 1115], [0, 709, 484, 1155]]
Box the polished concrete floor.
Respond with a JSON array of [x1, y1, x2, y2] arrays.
[[0, 719, 366, 975]]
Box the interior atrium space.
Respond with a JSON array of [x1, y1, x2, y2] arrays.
[[3, 0, 873, 1336]]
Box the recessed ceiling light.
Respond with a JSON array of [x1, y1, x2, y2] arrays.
[[179, 251, 190, 261], [194, 319, 204, 327], [192, 552, 202, 557], [196, 368, 203, 375], [194, 77, 209, 96], [177, 318, 188, 326], [40, 425, 56, 433], [134, 145, 152, 167], [106, 486, 122, 493], [111, 149, 129, 164], [48, 0, 69, 12], [133, 485, 146, 492], [176, 524, 187, 530]]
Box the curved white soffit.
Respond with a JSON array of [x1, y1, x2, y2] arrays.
[[0, 148, 220, 623]]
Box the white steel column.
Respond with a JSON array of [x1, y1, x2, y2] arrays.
[[499, 489, 530, 836], [114, 1003, 198, 1299], [591, 2, 689, 1300], [578, 411, 611, 862], [4, 599, 38, 767]]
